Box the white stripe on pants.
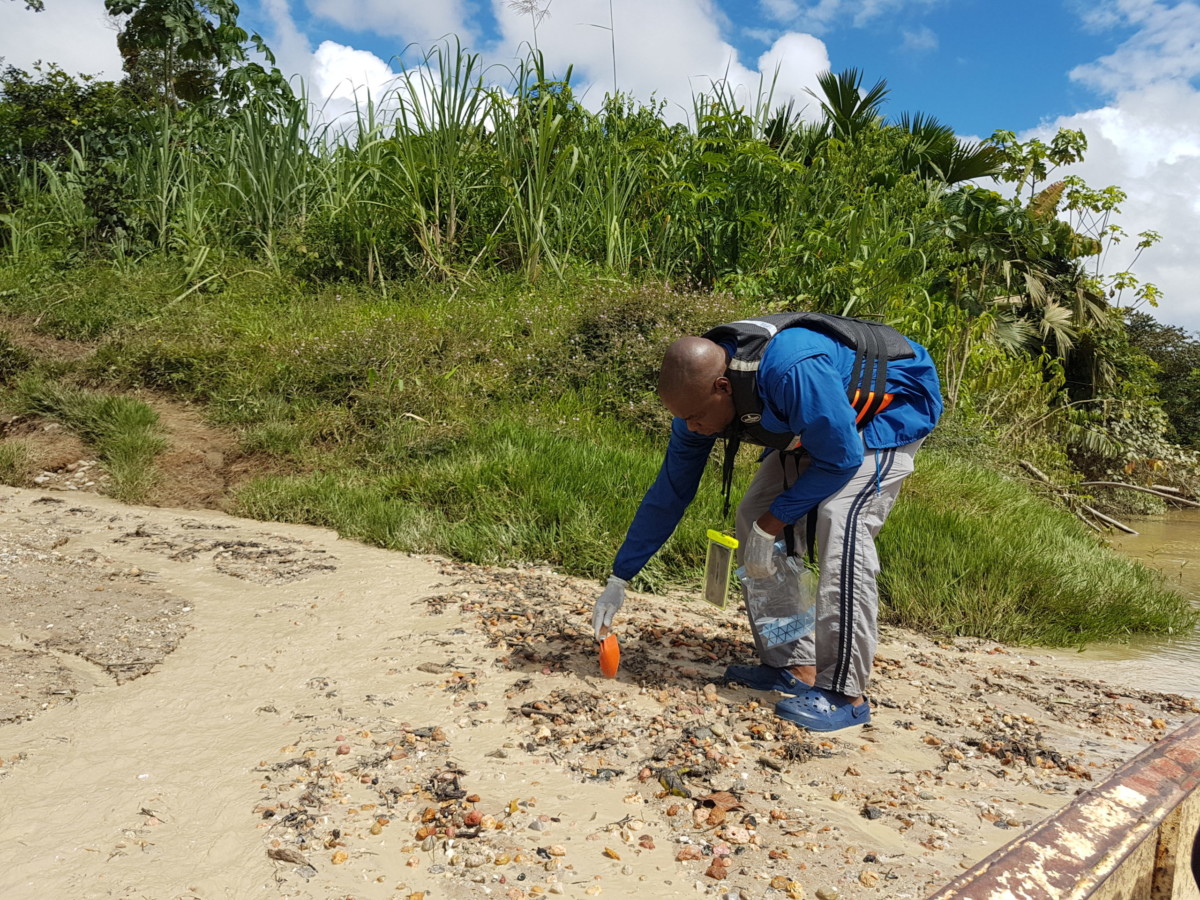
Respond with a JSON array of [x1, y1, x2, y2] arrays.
[[735, 438, 923, 697]]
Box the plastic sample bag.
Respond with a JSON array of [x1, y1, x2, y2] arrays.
[[737, 541, 817, 647]]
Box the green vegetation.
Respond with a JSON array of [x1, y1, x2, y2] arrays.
[[0, 439, 29, 485], [10, 377, 166, 501], [880, 452, 1188, 645], [0, 7, 1195, 645]]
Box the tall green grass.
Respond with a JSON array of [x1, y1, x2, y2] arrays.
[[879, 451, 1193, 645]]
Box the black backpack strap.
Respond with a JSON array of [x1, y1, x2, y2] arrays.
[[720, 432, 740, 521], [805, 507, 818, 566]]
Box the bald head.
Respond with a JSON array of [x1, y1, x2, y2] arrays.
[[657, 337, 735, 436], [658, 337, 728, 402]]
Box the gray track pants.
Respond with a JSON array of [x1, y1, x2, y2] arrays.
[[735, 439, 923, 697]]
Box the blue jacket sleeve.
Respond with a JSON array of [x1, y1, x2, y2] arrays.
[[612, 417, 715, 581], [764, 355, 862, 524]]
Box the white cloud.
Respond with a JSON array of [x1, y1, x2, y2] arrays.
[[1047, 1, 1200, 332], [756, 32, 831, 118], [0, 0, 122, 78], [311, 40, 401, 104], [1028, 78, 1200, 332], [1070, 0, 1200, 94], [902, 25, 938, 53], [305, 0, 475, 45], [488, 0, 829, 121]]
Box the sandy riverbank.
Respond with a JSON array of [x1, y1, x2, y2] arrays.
[[1, 484, 1196, 900]]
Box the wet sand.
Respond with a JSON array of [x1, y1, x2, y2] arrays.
[[1, 485, 1196, 900]]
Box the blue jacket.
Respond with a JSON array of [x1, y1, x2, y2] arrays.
[[612, 327, 943, 581]]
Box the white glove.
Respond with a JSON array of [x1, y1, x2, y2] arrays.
[[742, 522, 779, 579], [592, 575, 627, 639]]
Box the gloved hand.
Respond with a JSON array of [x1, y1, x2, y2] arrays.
[[742, 522, 779, 579], [592, 575, 627, 640]]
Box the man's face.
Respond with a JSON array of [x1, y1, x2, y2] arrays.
[[662, 378, 736, 436]]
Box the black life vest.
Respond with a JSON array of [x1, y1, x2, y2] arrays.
[[700, 312, 915, 517]]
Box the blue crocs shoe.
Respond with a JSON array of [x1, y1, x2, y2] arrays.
[[722, 664, 807, 694], [774, 687, 871, 731]]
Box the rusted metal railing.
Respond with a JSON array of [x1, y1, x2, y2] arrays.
[[928, 715, 1200, 900]]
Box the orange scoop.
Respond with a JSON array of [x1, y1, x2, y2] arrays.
[[598, 633, 620, 678]]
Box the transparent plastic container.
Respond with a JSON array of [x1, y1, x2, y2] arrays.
[[736, 541, 817, 648]]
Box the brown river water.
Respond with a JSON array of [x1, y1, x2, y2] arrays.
[[1047, 507, 1200, 699]]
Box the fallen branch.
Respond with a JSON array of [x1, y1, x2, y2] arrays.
[[1079, 503, 1138, 535], [1018, 460, 1051, 484], [1077, 482, 1200, 508]]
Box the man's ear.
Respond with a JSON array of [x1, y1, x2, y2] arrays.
[[714, 376, 732, 395]]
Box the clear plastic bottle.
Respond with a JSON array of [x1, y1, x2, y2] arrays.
[[736, 540, 817, 647]]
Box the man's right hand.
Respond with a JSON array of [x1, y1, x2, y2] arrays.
[[592, 575, 627, 640]]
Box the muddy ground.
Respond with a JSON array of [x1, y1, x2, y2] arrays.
[[1, 483, 1197, 900]]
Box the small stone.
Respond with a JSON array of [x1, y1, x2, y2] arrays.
[[862, 806, 884, 820], [603, 847, 621, 860], [919, 790, 937, 800], [860, 870, 880, 888], [585, 887, 602, 896], [815, 887, 839, 900], [704, 858, 732, 880], [336, 744, 351, 755], [548, 845, 566, 856], [621, 865, 634, 876], [772, 876, 790, 889], [676, 846, 703, 861], [331, 850, 348, 865], [723, 825, 751, 844], [528, 819, 545, 831]]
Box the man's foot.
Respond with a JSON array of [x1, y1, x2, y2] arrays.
[[721, 664, 807, 694], [774, 687, 870, 731]]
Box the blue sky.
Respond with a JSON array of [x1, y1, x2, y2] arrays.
[[240, 0, 1144, 139], [2, 0, 1199, 331]]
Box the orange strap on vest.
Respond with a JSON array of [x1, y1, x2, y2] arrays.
[[851, 390, 894, 424]]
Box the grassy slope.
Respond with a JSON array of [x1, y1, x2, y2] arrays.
[[0, 258, 1193, 645]]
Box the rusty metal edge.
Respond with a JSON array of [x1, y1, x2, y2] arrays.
[[926, 714, 1200, 900]]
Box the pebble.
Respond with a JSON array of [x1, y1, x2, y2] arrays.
[[816, 888, 839, 900], [528, 820, 545, 831]]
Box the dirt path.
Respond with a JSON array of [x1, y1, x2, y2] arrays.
[[1, 485, 1196, 900]]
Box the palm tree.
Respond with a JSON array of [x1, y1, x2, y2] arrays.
[[895, 112, 1002, 184], [806, 68, 888, 140]]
